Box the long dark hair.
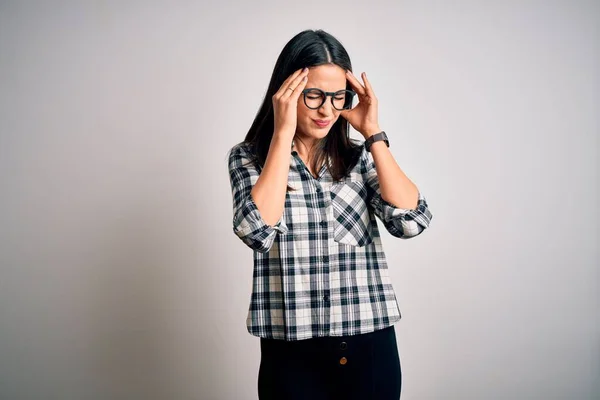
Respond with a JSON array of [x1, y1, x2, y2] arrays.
[[242, 29, 362, 185]]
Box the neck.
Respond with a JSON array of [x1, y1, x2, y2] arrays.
[[292, 135, 320, 162]]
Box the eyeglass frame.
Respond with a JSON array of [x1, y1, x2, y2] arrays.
[[300, 87, 357, 110]]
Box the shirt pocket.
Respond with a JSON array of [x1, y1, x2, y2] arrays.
[[330, 180, 374, 247]]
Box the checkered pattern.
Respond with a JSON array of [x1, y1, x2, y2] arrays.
[[228, 141, 433, 341]]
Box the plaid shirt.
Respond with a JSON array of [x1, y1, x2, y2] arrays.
[[228, 141, 433, 341]]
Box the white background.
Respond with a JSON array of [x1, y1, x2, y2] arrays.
[[0, 1, 598, 399]]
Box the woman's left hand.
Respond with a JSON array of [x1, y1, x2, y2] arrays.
[[340, 71, 382, 139]]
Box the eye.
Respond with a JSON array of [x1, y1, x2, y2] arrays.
[[334, 90, 347, 99], [305, 89, 324, 99]]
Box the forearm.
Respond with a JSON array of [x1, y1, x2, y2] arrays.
[[369, 140, 419, 210], [250, 134, 293, 225]]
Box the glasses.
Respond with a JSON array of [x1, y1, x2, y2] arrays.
[[301, 88, 357, 110]]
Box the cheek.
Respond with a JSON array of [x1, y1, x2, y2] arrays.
[[296, 98, 310, 120]]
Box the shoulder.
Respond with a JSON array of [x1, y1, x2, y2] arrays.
[[332, 140, 367, 180], [228, 141, 262, 177], [228, 141, 254, 158], [228, 141, 257, 164]]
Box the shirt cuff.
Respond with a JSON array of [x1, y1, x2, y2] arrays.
[[372, 191, 432, 228], [234, 194, 288, 239]]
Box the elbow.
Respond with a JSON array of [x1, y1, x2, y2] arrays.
[[232, 220, 277, 253], [386, 224, 423, 239], [386, 215, 431, 239], [230, 196, 285, 253], [236, 232, 275, 253], [397, 226, 425, 239]]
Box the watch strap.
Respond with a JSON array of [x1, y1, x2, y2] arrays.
[[365, 131, 389, 152]]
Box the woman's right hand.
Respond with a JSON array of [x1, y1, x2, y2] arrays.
[[272, 67, 309, 141]]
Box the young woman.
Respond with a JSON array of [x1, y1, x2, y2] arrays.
[[227, 29, 433, 400]]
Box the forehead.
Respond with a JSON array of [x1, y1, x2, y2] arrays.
[[306, 64, 347, 91]]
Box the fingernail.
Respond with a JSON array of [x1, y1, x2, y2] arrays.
[[303, 67, 308, 72]]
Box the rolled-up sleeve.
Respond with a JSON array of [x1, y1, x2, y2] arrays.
[[362, 146, 433, 239], [228, 143, 288, 252]]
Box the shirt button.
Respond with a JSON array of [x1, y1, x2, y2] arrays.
[[322, 255, 329, 263], [323, 294, 330, 302], [340, 341, 348, 350], [339, 357, 348, 365], [319, 220, 327, 227]]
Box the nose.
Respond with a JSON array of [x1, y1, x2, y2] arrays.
[[318, 99, 335, 115]]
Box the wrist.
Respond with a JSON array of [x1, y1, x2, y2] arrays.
[[364, 130, 389, 152], [270, 134, 294, 156], [271, 132, 294, 147], [363, 127, 382, 139]]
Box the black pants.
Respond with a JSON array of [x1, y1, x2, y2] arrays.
[[258, 325, 401, 400]]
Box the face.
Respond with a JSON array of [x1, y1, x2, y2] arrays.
[[295, 64, 348, 142]]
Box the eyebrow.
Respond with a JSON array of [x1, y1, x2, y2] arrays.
[[305, 87, 347, 92]]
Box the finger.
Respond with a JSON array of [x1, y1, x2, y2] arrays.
[[345, 70, 366, 97], [283, 69, 309, 99], [361, 72, 377, 99], [275, 68, 306, 98], [274, 68, 302, 98]]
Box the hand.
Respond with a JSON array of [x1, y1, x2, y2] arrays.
[[272, 67, 309, 142], [340, 71, 382, 138]]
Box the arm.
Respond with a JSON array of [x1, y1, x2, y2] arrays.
[[228, 138, 292, 253], [363, 141, 433, 238]]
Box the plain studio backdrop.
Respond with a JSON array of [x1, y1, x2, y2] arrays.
[[0, 1, 598, 399]]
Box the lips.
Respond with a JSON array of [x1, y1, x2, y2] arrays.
[[313, 119, 331, 128]]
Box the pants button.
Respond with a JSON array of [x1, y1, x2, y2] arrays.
[[340, 341, 347, 350], [339, 357, 348, 365]]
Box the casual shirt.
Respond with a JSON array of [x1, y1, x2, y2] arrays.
[[228, 141, 433, 341]]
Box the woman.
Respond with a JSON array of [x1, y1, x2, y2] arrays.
[[227, 29, 433, 400]]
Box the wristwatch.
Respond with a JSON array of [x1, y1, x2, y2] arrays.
[[364, 131, 389, 152]]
